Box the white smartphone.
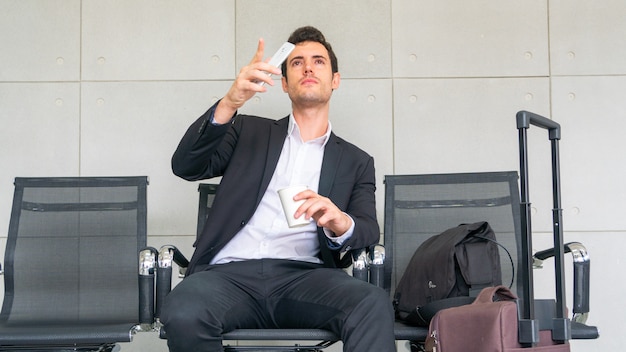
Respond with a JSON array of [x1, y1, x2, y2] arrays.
[[258, 42, 295, 86]]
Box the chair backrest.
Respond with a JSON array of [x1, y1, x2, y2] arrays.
[[196, 183, 219, 239], [383, 171, 525, 307], [1, 176, 148, 324]]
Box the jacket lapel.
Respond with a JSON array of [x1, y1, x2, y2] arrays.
[[317, 133, 344, 267], [256, 117, 289, 206], [318, 133, 342, 197]]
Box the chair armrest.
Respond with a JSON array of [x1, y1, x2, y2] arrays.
[[350, 244, 385, 289], [571, 321, 600, 340], [533, 241, 590, 323], [159, 245, 190, 277], [155, 245, 191, 323], [369, 244, 385, 288], [138, 247, 158, 330], [352, 248, 369, 282]]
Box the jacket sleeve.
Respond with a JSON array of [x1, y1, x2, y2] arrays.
[[171, 102, 236, 181], [341, 155, 380, 252]]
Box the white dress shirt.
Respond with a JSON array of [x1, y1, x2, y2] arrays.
[[211, 115, 354, 264]]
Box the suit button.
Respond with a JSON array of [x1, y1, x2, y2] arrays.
[[240, 221, 246, 227]]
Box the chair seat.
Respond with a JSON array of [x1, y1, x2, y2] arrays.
[[392, 321, 429, 341], [159, 327, 338, 341], [223, 328, 338, 341], [0, 323, 135, 346], [160, 322, 428, 342]]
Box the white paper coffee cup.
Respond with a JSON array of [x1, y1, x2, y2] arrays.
[[278, 185, 310, 228]]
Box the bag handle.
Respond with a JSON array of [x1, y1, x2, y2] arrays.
[[473, 285, 518, 305], [469, 233, 515, 289]]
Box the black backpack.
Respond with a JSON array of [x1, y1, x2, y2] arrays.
[[393, 221, 509, 326]]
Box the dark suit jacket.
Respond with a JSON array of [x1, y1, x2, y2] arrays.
[[172, 103, 380, 275]]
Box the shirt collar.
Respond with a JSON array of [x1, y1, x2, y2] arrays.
[[287, 114, 332, 147]]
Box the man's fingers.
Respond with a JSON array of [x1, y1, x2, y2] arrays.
[[296, 195, 331, 220], [249, 38, 265, 65]]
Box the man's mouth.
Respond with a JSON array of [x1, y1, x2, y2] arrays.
[[301, 78, 318, 85]]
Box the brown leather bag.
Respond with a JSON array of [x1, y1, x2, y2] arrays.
[[425, 286, 570, 352]]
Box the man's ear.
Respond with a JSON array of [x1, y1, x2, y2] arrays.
[[331, 72, 341, 90], [282, 76, 288, 92]]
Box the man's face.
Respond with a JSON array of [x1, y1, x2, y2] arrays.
[[281, 41, 340, 107]]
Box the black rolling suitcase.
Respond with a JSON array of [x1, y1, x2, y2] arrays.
[[516, 111, 599, 349]]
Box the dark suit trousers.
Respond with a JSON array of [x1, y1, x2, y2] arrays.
[[161, 259, 396, 352]]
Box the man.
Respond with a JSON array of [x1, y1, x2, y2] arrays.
[[162, 26, 396, 352]]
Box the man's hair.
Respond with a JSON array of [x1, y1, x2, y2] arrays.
[[281, 26, 338, 78]]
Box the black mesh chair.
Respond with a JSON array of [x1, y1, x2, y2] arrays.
[[0, 176, 149, 352], [383, 171, 523, 350], [157, 183, 342, 351], [382, 171, 598, 351]]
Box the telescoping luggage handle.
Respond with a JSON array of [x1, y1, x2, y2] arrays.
[[516, 111, 570, 344]]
